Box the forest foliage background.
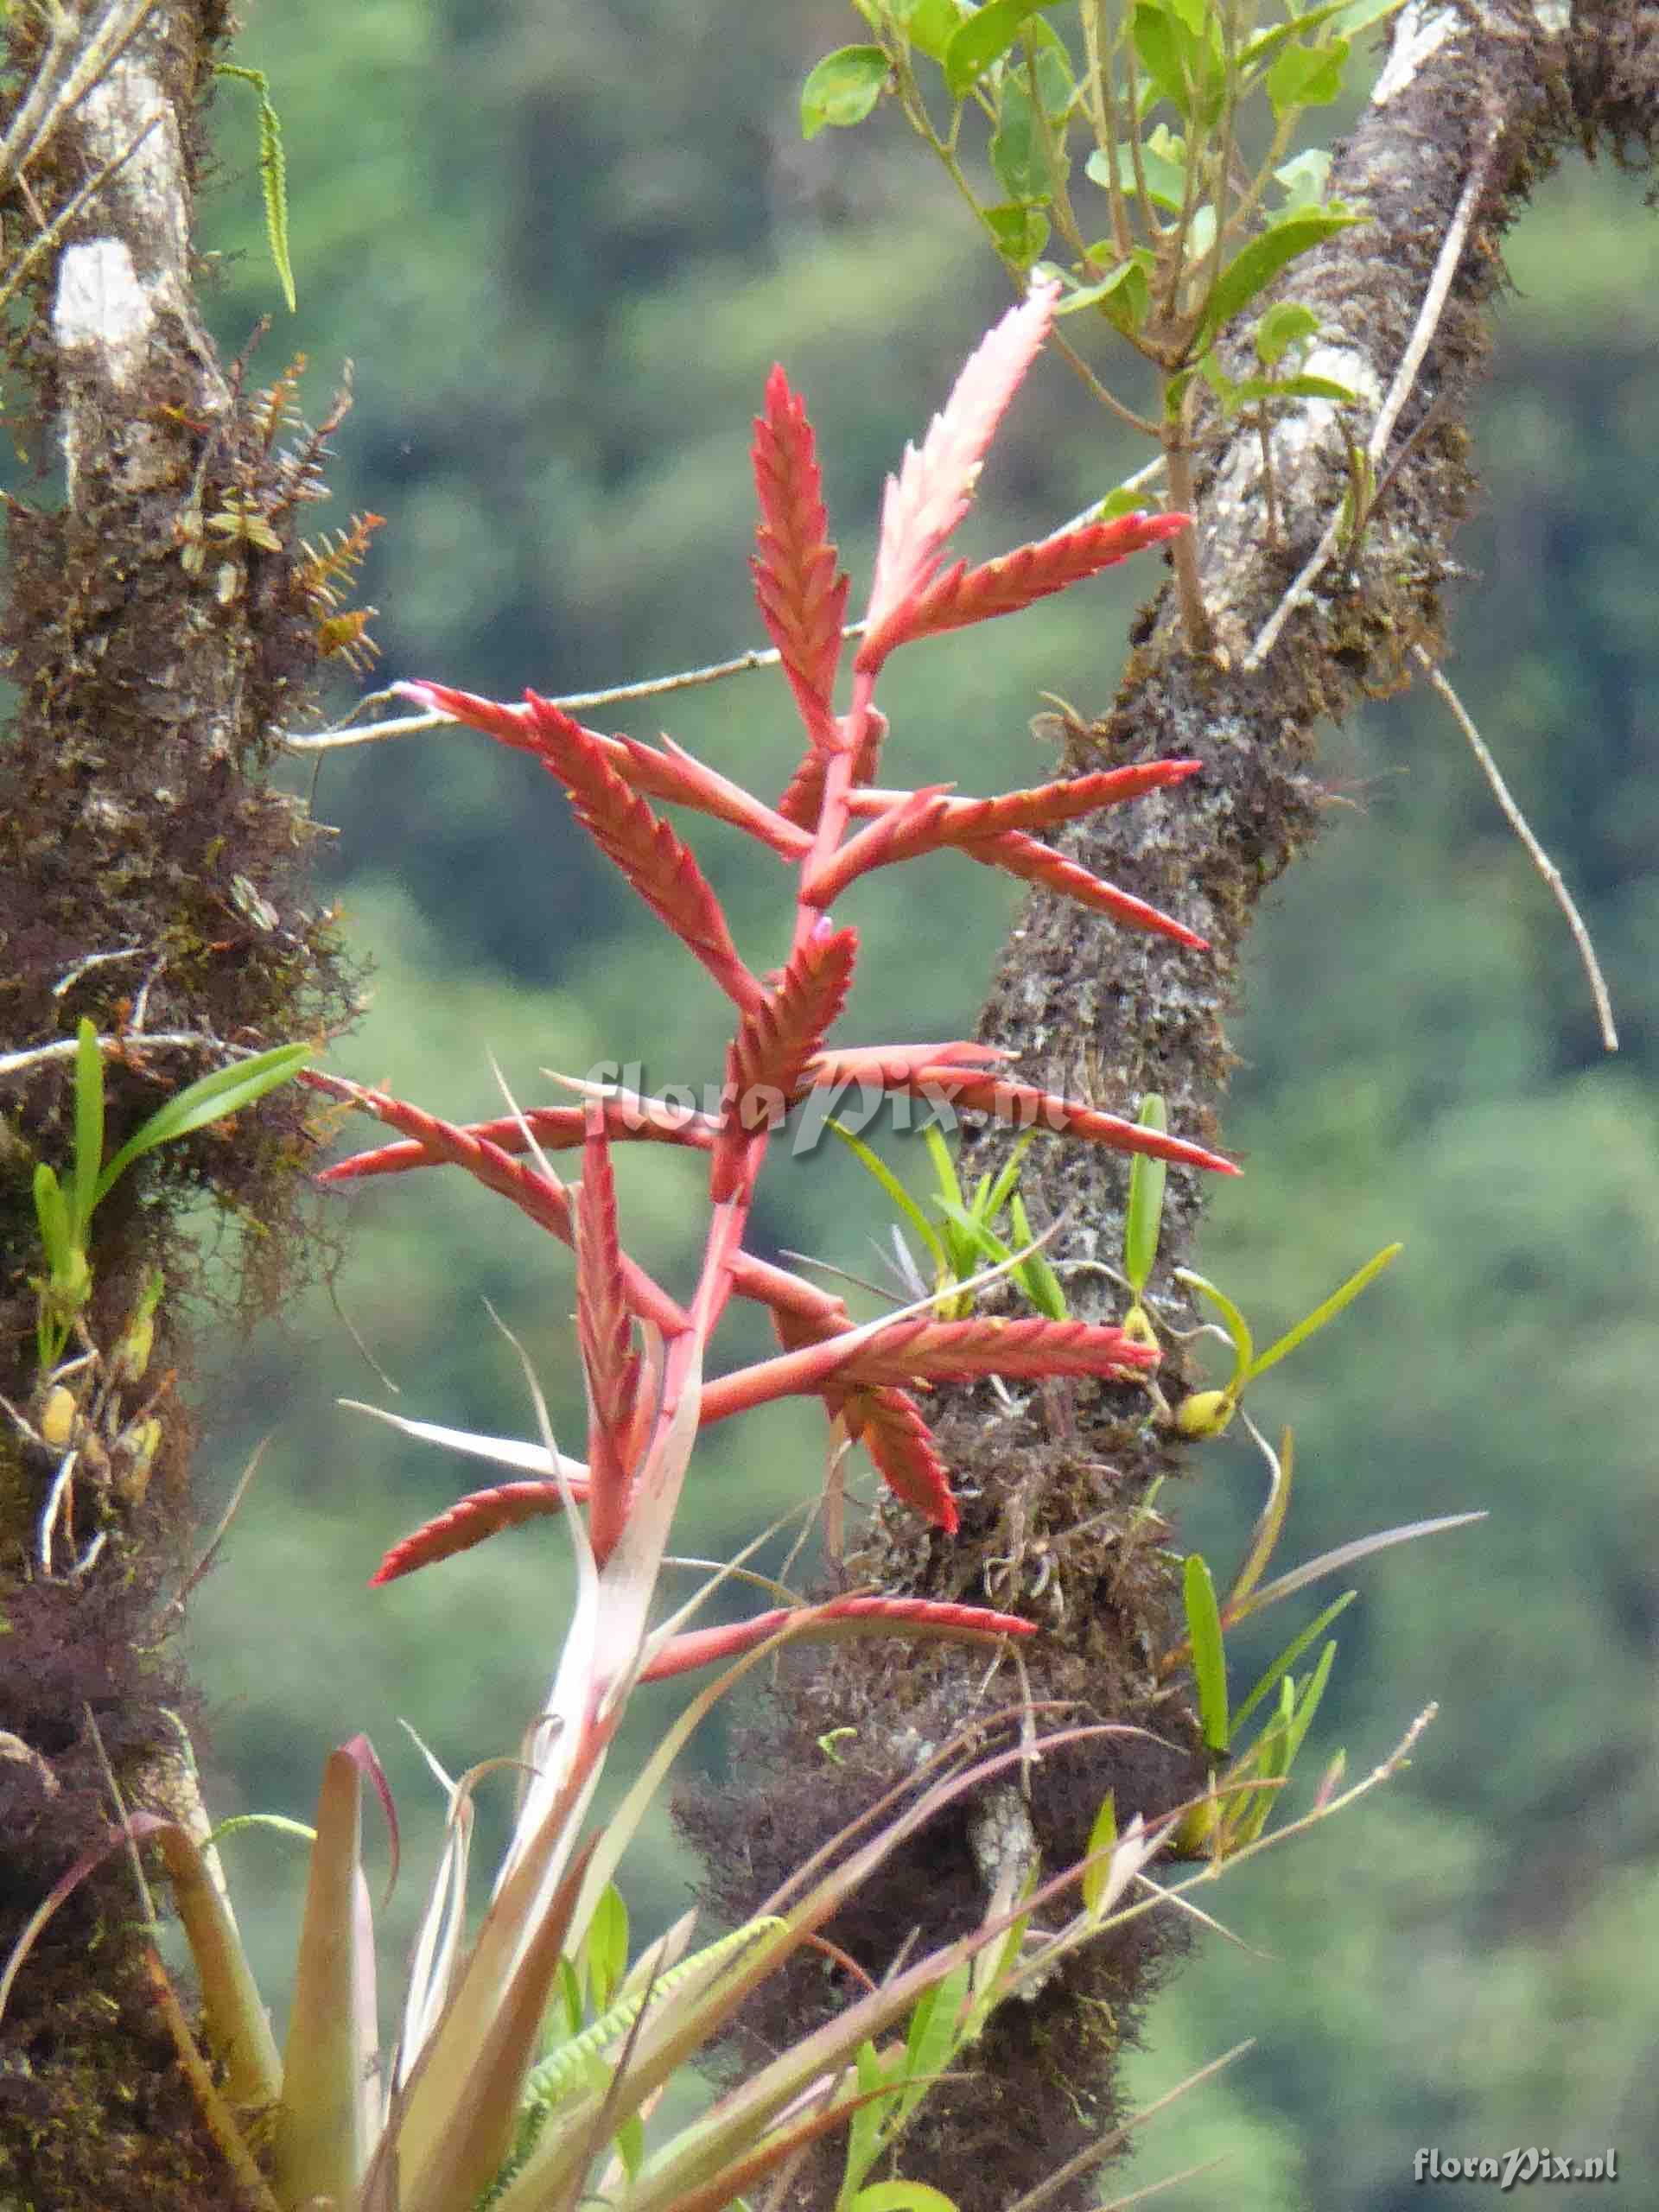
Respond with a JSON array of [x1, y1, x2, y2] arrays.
[[168, 5, 1659, 2207]]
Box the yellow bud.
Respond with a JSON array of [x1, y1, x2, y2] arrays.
[[111, 1309, 156, 1387], [1122, 1302, 1159, 1350], [1174, 1388, 1235, 1440], [114, 1416, 162, 1507], [38, 1384, 79, 1452]]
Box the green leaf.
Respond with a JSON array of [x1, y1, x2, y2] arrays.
[[1009, 1195, 1067, 1319], [613, 2109, 645, 2179], [93, 1043, 310, 1206], [924, 1126, 966, 1216], [1280, 1638, 1338, 1772], [828, 1122, 949, 1273], [1198, 347, 1237, 410], [988, 79, 1059, 203], [1089, 130, 1187, 215], [1223, 1427, 1292, 1619], [1247, 1241, 1402, 1379], [70, 1018, 105, 1245], [1130, 1, 1192, 118], [31, 1162, 73, 1280], [841, 2040, 902, 2205], [1238, 0, 1366, 83], [1163, 364, 1197, 423], [896, 0, 969, 64], [982, 1130, 1037, 1224], [584, 1882, 629, 2010], [1183, 1554, 1230, 1756], [1122, 1096, 1167, 1294], [1266, 37, 1350, 117], [1273, 147, 1334, 211], [931, 1194, 1013, 1274], [800, 46, 890, 139], [1052, 254, 1151, 327], [1080, 1790, 1117, 1917], [899, 1961, 969, 2124], [1231, 1591, 1356, 1737], [983, 201, 1050, 265], [944, 0, 1067, 99], [850, 2184, 961, 2211], [1255, 301, 1320, 367], [1200, 205, 1366, 338], [1334, 0, 1408, 33], [1092, 482, 1162, 521], [1225, 371, 1360, 405], [1175, 1268, 1254, 1393]]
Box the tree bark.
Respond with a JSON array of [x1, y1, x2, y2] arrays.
[[0, 6, 352, 2202]]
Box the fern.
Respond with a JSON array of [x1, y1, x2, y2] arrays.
[[215, 63, 296, 313], [482, 1916, 786, 2204]]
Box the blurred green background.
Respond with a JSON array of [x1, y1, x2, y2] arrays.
[[181, 9, 1657, 2207]]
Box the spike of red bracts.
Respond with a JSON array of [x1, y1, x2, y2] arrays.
[[847, 758, 1202, 840], [960, 830, 1208, 950], [522, 691, 767, 1015], [405, 683, 764, 1014], [864, 512, 1191, 666], [319, 1095, 719, 1183], [575, 1113, 641, 1558], [804, 1040, 1011, 1088], [701, 1313, 1157, 1427], [640, 1592, 1035, 1681], [884, 1065, 1238, 1175], [318, 1052, 1011, 1192], [711, 925, 860, 1203], [807, 764, 1208, 948], [752, 365, 849, 756], [303, 1070, 692, 1336], [402, 682, 810, 856], [371, 1477, 586, 1586], [839, 1384, 958, 1529], [771, 1301, 958, 1529]]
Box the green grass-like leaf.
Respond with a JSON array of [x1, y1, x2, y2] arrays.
[[1122, 1095, 1167, 1294], [1230, 1591, 1355, 1738], [1246, 1241, 1402, 1379], [1183, 1554, 1230, 1757], [71, 1017, 105, 1246]]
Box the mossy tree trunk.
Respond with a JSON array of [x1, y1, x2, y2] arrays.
[[683, 14, 1659, 2209], [0, 6, 352, 2204]]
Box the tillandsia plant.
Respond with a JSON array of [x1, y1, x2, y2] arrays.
[[306, 274, 1233, 1581], [802, 0, 1393, 647], [0, 281, 1332, 2212]]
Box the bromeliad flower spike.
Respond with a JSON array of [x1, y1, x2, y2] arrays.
[[315, 277, 1234, 1608]]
